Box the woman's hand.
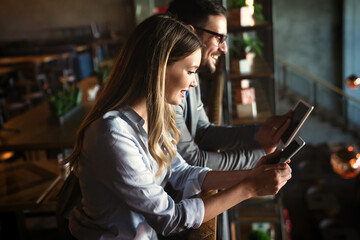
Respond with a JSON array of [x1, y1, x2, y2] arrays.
[[201, 155, 292, 222], [246, 160, 292, 197]]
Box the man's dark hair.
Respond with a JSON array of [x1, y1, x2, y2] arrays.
[[167, 0, 226, 27]]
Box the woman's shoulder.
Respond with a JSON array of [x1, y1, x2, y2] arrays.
[[85, 108, 129, 137]]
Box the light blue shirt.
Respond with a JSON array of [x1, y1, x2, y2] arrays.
[[69, 106, 211, 240]]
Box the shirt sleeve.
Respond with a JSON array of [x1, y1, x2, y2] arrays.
[[167, 152, 211, 199], [85, 121, 206, 236], [175, 97, 265, 171]]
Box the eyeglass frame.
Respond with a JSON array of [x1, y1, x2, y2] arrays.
[[194, 26, 228, 45]]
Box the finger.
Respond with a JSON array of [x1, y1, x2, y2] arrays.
[[262, 149, 283, 164], [264, 115, 279, 127], [280, 171, 292, 183], [263, 162, 288, 171], [269, 114, 291, 134], [284, 110, 293, 118], [274, 118, 291, 140], [266, 149, 283, 158], [278, 112, 292, 125], [269, 111, 291, 128]]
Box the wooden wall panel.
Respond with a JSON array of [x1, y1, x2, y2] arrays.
[[0, 0, 135, 41]]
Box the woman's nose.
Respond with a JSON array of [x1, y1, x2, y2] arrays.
[[190, 77, 197, 88]]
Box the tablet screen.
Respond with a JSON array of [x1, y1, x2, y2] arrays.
[[281, 101, 312, 146]]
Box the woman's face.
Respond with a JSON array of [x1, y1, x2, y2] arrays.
[[165, 49, 201, 105]]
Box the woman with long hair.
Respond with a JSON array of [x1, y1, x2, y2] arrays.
[[64, 14, 291, 240]]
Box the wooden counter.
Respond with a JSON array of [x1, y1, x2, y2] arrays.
[[160, 190, 217, 240], [188, 190, 217, 240]]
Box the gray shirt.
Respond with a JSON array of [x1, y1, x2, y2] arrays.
[[69, 106, 210, 240], [175, 75, 265, 170]]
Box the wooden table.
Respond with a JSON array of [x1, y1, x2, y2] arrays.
[[0, 76, 98, 240], [0, 53, 71, 66], [0, 66, 18, 88], [0, 66, 17, 77], [0, 52, 73, 85], [0, 160, 62, 211], [0, 159, 64, 240], [0, 77, 98, 240], [0, 76, 98, 151]]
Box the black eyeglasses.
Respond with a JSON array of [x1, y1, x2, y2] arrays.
[[194, 26, 228, 45]]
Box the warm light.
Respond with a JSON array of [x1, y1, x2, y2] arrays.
[[350, 157, 360, 169], [331, 145, 360, 178], [347, 146, 360, 169], [246, 0, 254, 6], [346, 74, 360, 89], [240, 7, 254, 26], [249, 6, 254, 15], [0, 151, 15, 160], [245, 0, 255, 15]]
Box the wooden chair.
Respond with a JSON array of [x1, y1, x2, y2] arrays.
[[0, 102, 26, 163], [0, 85, 29, 121], [56, 171, 81, 240], [14, 62, 48, 107]]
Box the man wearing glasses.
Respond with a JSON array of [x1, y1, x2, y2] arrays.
[[167, 0, 291, 171]]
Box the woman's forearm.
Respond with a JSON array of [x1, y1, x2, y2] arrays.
[[200, 162, 292, 223], [202, 179, 254, 222], [201, 170, 251, 191]]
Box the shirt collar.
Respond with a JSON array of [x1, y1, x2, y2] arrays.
[[119, 106, 146, 128]]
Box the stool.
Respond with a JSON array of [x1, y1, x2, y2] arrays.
[[0, 88, 29, 122], [15, 73, 47, 107]]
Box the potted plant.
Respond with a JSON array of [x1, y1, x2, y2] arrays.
[[227, 0, 264, 27], [48, 85, 83, 124], [231, 33, 263, 57], [246, 230, 271, 240], [230, 33, 264, 74], [96, 59, 114, 85]]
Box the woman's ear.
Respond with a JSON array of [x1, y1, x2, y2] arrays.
[[188, 25, 195, 32]]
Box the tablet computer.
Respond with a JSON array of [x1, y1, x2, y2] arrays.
[[281, 99, 314, 147], [275, 136, 305, 163]]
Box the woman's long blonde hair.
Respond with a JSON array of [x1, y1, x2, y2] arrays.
[[64, 15, 203, 175]]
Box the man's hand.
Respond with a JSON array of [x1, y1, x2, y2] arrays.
[[255, 111, 292, 154], [254, 149, 291, 167]]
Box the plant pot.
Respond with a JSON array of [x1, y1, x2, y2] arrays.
[[48, 103, 83, 125], [230, 52, 255, 74], [228, 8, 241, 28], [228, 7, 254, 28]]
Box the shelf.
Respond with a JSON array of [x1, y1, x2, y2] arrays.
[[228, 19, 272, 33], [230, 79, 272, 125], [223, 0, 275, 125], [231, 110, 272, 125], [228, 196, 285, 240], [230, 55, 274, 80]]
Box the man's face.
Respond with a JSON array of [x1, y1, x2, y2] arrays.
[[197, 15, 228, 73]]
